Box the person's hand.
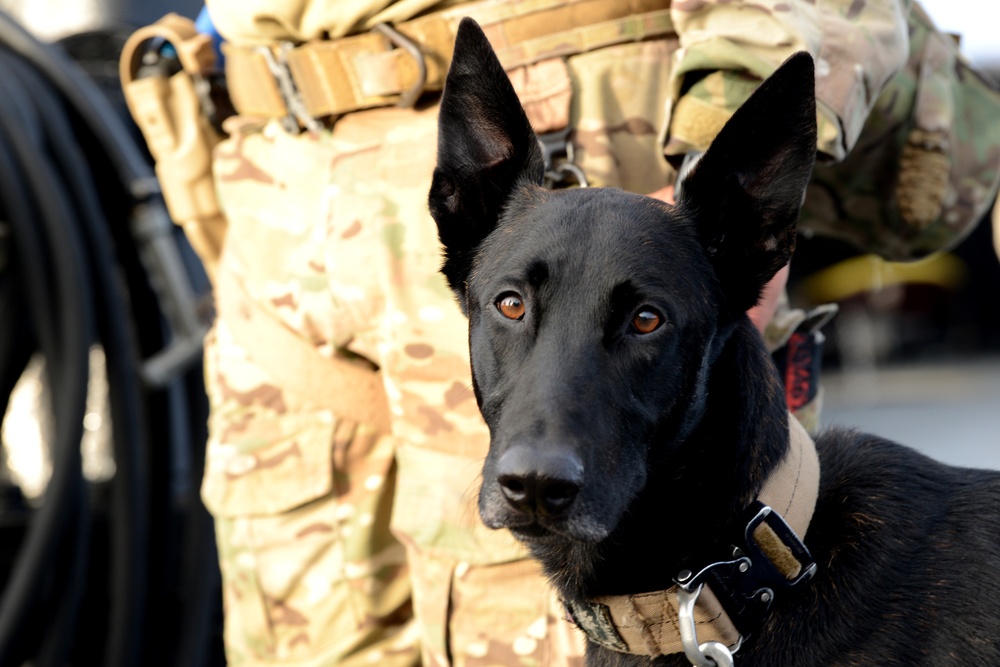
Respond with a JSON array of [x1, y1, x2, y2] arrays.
[[747, 264, 788, 335], [647, 184, 674, 204], [646, 182, 786, 336]]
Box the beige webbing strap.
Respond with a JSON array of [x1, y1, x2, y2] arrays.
[[119, 14, 227, 277], [570, 415, 821, 657], [215, 268, 391, 434], [119, 13, 216, 81], [568, 580, 740, 657], [757, 414, 820, 539], [224, 0, 672, 124]]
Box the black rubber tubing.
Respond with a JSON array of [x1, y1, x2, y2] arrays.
[[0, 65, 93, 667]]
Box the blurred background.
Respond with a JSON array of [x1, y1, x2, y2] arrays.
[[795, 0, 1000, 470], [0, 0, 996, 665]]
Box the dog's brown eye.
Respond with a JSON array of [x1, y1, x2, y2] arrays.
[[632, 309, 662, 334], [497, 293, 525, 320]]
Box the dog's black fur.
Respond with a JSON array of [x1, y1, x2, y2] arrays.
[[429, 19, 1000, 666]]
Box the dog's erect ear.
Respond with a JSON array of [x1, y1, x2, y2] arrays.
[[428, 18, 544, 301], [678, 52, 817, 317]]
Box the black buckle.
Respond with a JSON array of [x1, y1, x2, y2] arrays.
[[675, 502, 816, 641], [742, 502, 817, 590]]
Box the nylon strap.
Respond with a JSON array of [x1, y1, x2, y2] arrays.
[[119, 12, 216, 82], [215, 267, 391, 434], [224, 0, 672, 124], [566, 416, 820, 657]]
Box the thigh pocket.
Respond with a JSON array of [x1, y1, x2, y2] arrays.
[[205, 406, 410, 662]]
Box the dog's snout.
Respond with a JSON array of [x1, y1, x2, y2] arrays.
[[496, 445, 583, 517]]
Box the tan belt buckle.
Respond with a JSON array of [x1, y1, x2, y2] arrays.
[[256, 42, 322, 134], [372, 23, 427, 108]]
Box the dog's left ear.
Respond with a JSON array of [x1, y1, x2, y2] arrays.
[[428, 18, 544, 302], [678, 52, 817, 317]]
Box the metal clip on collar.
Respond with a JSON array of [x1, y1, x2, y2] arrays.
[[673, 502, 818, 667], [257, 42, 322, 134], [677, 584, 736, 667], [675, 568, 744, 667]]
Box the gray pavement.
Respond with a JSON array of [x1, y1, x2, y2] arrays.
[[821, 356, 1000, 471]]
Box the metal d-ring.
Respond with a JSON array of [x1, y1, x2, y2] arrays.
[[372, 23, 427, 108], [676, 584, 736, 667], [553, 162, 589, 188], [538, 128, 589, 189]]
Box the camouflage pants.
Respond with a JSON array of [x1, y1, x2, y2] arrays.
[[201, 38, 676, 667]]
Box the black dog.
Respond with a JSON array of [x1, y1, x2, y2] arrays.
[[429, 19, 1000, 666]]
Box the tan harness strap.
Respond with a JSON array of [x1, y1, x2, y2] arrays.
[[224, 0, 673, 124], [215, 268, 391, 434], [567, 415, 821, 657]]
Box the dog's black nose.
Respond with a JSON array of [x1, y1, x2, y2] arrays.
[[496, 445, 583, 517]]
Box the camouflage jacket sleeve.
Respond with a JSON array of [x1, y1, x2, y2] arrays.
[[205, 0, 457, 43], [664, 0, 912, 162]]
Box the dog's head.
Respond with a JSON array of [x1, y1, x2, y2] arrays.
[[429, 19, 816, 547]]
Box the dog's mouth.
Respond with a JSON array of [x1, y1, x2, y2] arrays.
[[508, 522, 555, 541], [500, 514, 611, 545]]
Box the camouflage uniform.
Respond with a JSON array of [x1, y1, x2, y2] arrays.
[[146, 1, 1000, 665], [665, 0, 1000, 262]]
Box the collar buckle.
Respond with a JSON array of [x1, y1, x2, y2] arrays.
[[675, 501, 817, 657]]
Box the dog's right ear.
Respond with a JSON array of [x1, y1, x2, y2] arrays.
[[429, 18, 544, 303]]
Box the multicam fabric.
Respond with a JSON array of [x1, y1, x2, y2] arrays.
[[203, 123, 418, 666], [205, 0, 454, 43], [664, 0, 1000, 261], [800, 4, 1000, 261], [203, 35, 675, 666], [664, 0, 911, 162]]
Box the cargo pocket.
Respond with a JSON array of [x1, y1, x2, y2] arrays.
[[203, 396, 411, 663], [390, 445, 527, 566]]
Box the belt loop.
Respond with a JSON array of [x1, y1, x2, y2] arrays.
[[257, 42, 322, 134], [372, 23, 427, 108]]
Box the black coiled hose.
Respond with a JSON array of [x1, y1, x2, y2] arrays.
[[0, 10, 221, 667]]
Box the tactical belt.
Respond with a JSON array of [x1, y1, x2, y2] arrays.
[[215, 267, 392, 434], [564, 417, 820, 659], [224, 0, 673, 129]]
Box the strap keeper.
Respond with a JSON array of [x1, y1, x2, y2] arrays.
[[257, 42, 322, 134], [372, 23, 427, 108]]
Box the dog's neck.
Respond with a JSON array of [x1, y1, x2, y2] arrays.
[[550, 317, 791, 602]]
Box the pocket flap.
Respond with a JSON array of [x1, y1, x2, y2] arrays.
[[202, 409, 338, 517], [391, 445, 527, 565]]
